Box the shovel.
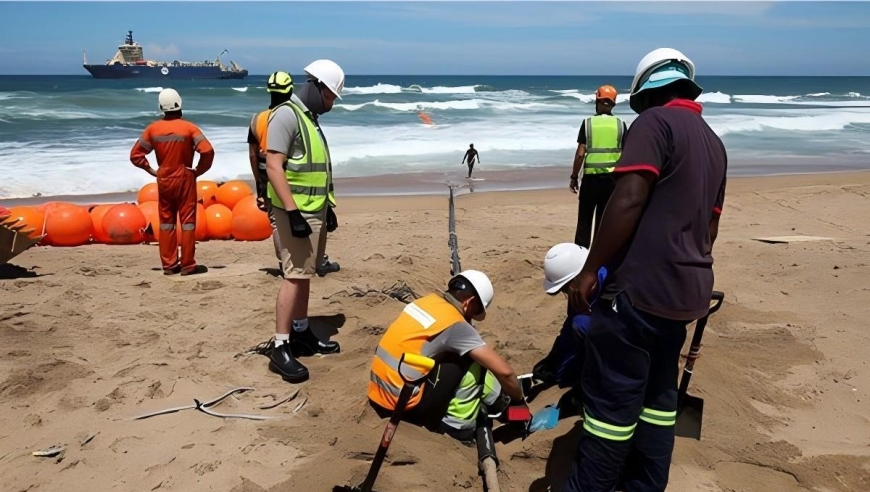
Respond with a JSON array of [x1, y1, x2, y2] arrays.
[[675, 290, 725, 440], [333, 353, 436, 492]]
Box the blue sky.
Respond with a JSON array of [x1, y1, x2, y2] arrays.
[[1, 1, 869, 76]]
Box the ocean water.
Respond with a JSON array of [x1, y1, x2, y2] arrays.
[[1, 75, 869, 199]]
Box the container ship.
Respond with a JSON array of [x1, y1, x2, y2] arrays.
[[82, 31, 248, 80]]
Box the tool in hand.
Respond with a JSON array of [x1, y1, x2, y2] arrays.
[[333, 353, 436, 492], [675, 290, 725, 440]]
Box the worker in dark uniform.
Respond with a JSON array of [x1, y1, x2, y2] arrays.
[[563, 48, 728, 492]]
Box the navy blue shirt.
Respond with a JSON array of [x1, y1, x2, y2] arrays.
[[603, 99, 727, 321]]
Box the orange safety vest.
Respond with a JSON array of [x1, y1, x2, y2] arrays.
[[254, 109, 269, 158], [368, 294, 467, 410]]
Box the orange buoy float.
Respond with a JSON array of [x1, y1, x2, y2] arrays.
[[43, 204, 91, 247], [216, 180, 253, 210], [37, 201, 77, 214], [194, 203, 208, 241], [137, 182, 159, 204], [197, 180, 219, 208], [102, 203, 147, 245], [88, 204, 114, 244], [137, 201, 160, 242], [231, 195, 273, 241], [5, 206, 46, 239], [205, 203, 233, 240], [0, 206, 10, 217]]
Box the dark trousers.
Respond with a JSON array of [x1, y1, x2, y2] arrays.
[[563, 292, 688, 492], [574, 174, 616, 248], [371, 354, 475, 440]]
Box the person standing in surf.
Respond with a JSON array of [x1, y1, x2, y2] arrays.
[[462, 143, 480, 178]]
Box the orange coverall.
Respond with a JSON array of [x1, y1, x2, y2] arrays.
[[129, 117, 214, 273]]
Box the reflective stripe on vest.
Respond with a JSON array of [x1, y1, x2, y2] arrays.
[[584, 115, 624, 174], [442, 364, 502, 431], [264, 101, 337, 212], [368, 294, 467, 411]]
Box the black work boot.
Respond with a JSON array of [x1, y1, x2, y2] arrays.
[[316, 255, 341, 277], [290, 328, 341, 356], [268, 343, 310, 383]]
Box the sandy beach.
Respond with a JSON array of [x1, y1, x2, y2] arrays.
[[2, 170, 869, 492]]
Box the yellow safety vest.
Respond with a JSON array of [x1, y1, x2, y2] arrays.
[[263, 101, 336, 212], [584, 115, 624, 175]]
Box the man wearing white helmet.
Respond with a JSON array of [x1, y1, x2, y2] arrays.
[[263, 59, 345, 383], [130, 88, 213, 276], [368, 270, 528, 441], [531, 243, 606, 396], [563, 48, 727, 492]]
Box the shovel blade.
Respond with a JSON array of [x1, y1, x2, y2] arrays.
[[675, 394, 704, 440]]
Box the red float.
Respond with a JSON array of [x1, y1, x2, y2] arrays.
[[137, 182, 159, 204], [102, 203, 147, 245], [216, 180, 253, 210], [88, 204, 114, 244], [232, 195, 273, 241], [197, 180, 219, 209], [137, 201, 160, 242], [205, 204, 233, 240], [43, 205, 91, 247], [5, 206, 46, 239]]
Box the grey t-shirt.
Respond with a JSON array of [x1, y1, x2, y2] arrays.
[[265, 97, 306, 160], [419, 295, 486, 358]]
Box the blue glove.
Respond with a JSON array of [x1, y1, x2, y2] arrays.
[[527, 404, 560, 433]]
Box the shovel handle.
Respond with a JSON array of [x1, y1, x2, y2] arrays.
[[678, 291, 725, 407]]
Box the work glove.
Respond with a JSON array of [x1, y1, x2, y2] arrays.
[[326, 206, 338, 232], [287, 209, 313, 238], [528, 404, 560, 433]]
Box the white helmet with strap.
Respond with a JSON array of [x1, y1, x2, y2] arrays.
[[158, 88, 182, 112], [543, 243, 589, 294], [451, 269, 494, 320], [629, 48, 702, 113], [304, 59, 345, 100]]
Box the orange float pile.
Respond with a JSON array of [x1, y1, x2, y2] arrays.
[[2, 179, 275, 248]]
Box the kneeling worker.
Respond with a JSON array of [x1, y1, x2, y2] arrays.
[[368, 270, 527, 441], [531, 243, 607, 402]]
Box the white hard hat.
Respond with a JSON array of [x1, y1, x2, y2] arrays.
[[304, 59, 345, 100], [629, 47, 702, 112], [453, 269, 494, 319], [158, 88, 182, 112], [543, 243, 589, 294]]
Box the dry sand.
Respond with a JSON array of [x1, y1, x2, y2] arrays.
[[2, 171, 870, 492]]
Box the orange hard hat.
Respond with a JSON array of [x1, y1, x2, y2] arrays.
[[595, 85, 618, 103]]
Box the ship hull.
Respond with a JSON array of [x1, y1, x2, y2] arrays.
[[84, 64, 248, 80]]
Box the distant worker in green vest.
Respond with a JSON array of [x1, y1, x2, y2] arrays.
[[263, 59, 345, 384], [569, 85, 628, 248]]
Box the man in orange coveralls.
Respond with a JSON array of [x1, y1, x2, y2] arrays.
[[129, 88, 214, 275]]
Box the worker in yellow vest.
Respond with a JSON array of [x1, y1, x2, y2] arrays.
[[248, 71, 294, 270], [368, 270, 528, 441], [263, 60, 344, 384], [569, 85, 628, 248], [249, 72, 340, 278]]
